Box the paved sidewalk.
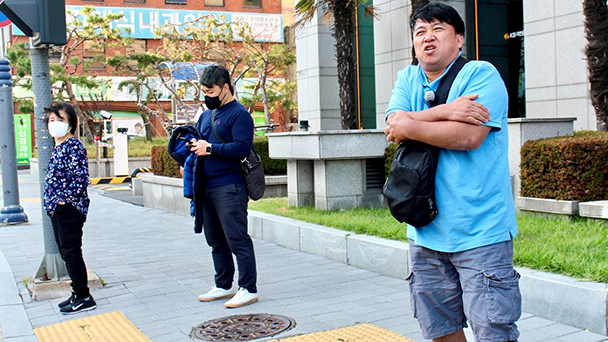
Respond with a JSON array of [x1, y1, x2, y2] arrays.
[[0, 172, 607, 342]]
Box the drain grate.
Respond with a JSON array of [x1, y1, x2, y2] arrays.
[[191, 313, 296, 341]]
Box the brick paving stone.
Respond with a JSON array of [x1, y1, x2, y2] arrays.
[[0, 173, 605, 342]]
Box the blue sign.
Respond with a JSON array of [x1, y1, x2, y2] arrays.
[[160, 62, 213, 81], [12, 6, 284, 43]]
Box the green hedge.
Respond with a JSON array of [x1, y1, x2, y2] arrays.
[[253, 136, 287, 175], [151, 136, 287, 178], [384, 143, 398, 178], [520, 131, 608, 201], [151, 145, 181, 178]]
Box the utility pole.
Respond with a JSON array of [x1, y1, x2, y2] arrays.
[[0, 0, 69, 280], [0, 58, 28, 225], [30, 45, 68, 280]]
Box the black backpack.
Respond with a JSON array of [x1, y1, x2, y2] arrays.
[[384, 57, 468, 227]]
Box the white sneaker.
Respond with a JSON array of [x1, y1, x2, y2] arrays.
[[198, 286, 237, 302], [224, 287, 258, 308]]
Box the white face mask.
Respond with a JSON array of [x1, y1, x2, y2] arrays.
[[48, 121, 70, 138]]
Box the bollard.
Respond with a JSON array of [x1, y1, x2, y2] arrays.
[[0, 58, 28, 224], [114, 127, 129, 176]]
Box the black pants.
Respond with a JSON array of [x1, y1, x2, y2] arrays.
[[202, 183, 257, 293], [50, 204, 90, 299]]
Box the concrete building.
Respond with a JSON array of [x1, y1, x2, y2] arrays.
[[373, 0, 594, 131], [279, 0, 591, 209]]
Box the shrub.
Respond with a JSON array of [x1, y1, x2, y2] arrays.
[[150, 136, 287, 178], [384, 143, 398, 178], [520, 131, 608, 201], [253, 136, 287, 175], [151, 145, 181, 178]]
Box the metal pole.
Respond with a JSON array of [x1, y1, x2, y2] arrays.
[[0, 58, 28, 224], [31, 45, 67, 281]]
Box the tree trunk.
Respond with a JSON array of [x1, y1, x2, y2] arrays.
[[63, 81, 96, 143], [139, 112, 153, 141], [583, 0, 608, 131], [410, 0, 429, 65], [253, 59, 271, 125], [329, 0, 358, 130]]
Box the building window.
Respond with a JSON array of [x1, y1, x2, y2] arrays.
[[205, 0, 224, 6], [125, 0, 145, 3], [243, 0, 261, 8], [166, 0, 186, 4], [83, 41, 105, 69]]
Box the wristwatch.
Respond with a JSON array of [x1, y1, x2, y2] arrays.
[[206, 144, 212, 155]]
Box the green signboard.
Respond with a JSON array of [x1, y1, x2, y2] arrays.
[[14, 114, 32, 165]]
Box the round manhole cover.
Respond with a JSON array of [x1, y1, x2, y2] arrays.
[[191, 313, 296, 341]]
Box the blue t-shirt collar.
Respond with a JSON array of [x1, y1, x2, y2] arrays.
[[418, 51, 463, 90]]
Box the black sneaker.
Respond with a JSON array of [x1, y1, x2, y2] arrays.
[[60, 296, 96, 315], [58, 293, 75, 309]]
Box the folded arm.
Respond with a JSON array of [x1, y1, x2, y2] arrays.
[[385, 113, 491, 150]]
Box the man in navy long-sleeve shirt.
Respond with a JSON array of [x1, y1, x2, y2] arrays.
[[189, 64, 258, 308]]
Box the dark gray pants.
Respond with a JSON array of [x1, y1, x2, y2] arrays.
[[202, 183, 257, 293]]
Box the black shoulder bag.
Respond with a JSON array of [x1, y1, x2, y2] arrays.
[[383, 57, 468, 226], [211, 109, 266, 201]]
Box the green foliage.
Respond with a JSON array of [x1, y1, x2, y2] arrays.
[[249, 197, 408, 241], [84, 137, 169, 158], [384, 143, 398, 178], [520, 131, 608, 201], [515, 213, 608, 283], [249, 197, 608, 283], [151, 146, 181, 178], [149, 135, 287, 177], [253, 136, 287, 175]]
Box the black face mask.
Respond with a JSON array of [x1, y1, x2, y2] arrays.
[[204, 88, 225, 110]]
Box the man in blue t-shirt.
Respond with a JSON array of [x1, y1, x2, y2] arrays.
[[188, 64, 258, 308], [384, 3, 520, 342]]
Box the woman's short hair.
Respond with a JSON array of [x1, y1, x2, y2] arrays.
[[410, 2, 465, 37], [44, 102, 78, 135]]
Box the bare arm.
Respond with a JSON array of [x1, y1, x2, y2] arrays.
[[386, 94, 490, 125], [385, 112, 491, 150]]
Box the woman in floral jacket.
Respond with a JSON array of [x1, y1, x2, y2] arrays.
[[43, 103, 96, 315]]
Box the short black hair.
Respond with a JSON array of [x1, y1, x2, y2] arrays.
[[410, 2, 465, 37], [199, 64, 234, 95], [44, 102, 78, 135]]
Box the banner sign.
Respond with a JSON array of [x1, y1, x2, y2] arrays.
[[12, 6, 284, 43], [14, 114, 32, 165]]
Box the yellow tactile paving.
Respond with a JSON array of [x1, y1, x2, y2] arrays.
[[267, 323, 416, 342], [34, 311, 152, 342], [21, 198, 41, 203]]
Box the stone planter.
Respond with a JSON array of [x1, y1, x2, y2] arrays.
[[267, 130, 389, 211], [579, 201, 608, 220], [515, 196, 579, 216], [140, 173, 287, 217]]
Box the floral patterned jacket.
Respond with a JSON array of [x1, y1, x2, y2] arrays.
[[44, 137, 90, 217]]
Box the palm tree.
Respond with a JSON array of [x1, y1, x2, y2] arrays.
[[583, 0, 608, 131], [295, 0, 375, 130]]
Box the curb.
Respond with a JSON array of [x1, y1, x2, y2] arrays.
[[247, 210, 608, 336]]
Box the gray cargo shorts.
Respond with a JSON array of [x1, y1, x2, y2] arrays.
[[407, 239, 521, 341]]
